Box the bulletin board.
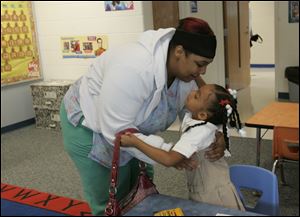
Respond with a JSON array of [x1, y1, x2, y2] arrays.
[[1, 1, 42, 87]]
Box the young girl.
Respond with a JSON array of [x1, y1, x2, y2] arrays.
[[120, 84, 246, 211]]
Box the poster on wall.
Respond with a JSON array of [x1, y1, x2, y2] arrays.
[[104, 1, 134, 11], [289, 1, 299, 23], [61, 35, 108, 59], [190, 1, 198, 13], [1, 1, 42, 87]]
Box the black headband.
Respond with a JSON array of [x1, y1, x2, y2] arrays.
[[171, 30, 217, 59]]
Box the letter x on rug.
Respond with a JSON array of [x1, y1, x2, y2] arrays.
[[1, 183, 92, 216]]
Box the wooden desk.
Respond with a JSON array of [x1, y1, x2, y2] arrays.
[[245, 102, 299, 166]]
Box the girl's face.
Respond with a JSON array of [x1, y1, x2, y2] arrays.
[[171, 46, 213, 82], [185, 84, 215, 119]]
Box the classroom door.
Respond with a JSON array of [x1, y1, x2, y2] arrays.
[[152, 1, 179, 30], [223, 1, 251, 90]]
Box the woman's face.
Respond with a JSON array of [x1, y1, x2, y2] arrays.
[[171, 46, 213, 82]]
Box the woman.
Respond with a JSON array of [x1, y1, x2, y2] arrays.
[[60, 17, 225, 215]]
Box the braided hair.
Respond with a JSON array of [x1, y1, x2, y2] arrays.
[[204, 85, 243, 152]]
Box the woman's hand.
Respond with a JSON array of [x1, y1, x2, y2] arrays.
[[204, 131, 225, 161], [120, 133, 139, 147]]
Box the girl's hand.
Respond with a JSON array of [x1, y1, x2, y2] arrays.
[[174, 153, 199, 171], [120, 133, 139, 147]]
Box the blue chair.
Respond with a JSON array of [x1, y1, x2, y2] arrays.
[[229, 164, 280, 216]]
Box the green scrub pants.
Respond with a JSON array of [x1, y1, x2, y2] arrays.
[[60, 102, 153, 215]]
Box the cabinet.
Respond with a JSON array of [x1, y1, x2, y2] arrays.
[[30, 80, 74, 130]]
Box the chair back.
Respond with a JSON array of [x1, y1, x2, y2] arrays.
[[229, 164, 280, 216], [272, 127, 299, 160]]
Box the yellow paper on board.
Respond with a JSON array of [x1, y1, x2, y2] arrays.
[[153, 207, 184, 216]]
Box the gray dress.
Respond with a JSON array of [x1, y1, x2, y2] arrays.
[[186, 152, 245, 211], [172, 113, 245, 211]]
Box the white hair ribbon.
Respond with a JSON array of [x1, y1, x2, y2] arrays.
[[224, 149, 231, 157], [225, 104, 233, 117], [228, 88, 237, 99], [238, 128, 247, 137]]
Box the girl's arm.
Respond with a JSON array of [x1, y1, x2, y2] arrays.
[[121, 133, 185, 167]]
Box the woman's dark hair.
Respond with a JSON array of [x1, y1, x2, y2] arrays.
[[177, 17, 215, 36], [169, 17, 215, 56], [205, 84, 242, 152]]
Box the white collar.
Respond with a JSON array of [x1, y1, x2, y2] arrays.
[[181, 112, 218, 133]]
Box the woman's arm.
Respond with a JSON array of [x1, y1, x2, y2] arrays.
[[205, 131, 225, 161], [121, 133, 185, 167]]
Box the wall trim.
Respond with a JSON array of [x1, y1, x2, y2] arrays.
[[251, 64, 275, 68], [278, 92, 289, 100], [1, 118, 35, 134]]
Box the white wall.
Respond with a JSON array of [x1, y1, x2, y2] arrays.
[[1, 84, 35, 128], [1, 1, 152, 128], [179, 1, 225, 86], [250, 1, 275, 65], [275, 1, 299, 97], [34, 1, 150, 81]]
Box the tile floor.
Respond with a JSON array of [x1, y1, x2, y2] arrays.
[[168, 68, 276, 140]]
